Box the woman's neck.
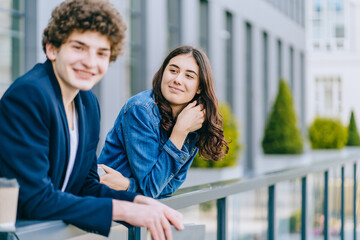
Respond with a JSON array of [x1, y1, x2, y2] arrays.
[[171, 105, 186, 118]]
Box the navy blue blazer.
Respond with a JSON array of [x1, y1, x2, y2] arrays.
[[0, 60, 137, 236]]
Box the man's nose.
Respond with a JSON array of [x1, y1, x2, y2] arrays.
[[84, 50, 97, 68]]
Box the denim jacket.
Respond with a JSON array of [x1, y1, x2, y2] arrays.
[[98, 90, 199, 198]]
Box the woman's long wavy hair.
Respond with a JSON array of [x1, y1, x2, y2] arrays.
[[152, 46, 228, 161]]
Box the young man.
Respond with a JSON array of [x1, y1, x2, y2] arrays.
[[0, 0, 183, 239]]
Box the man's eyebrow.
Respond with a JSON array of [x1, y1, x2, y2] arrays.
[[169, 64, 198, 76], [69, 40, 111, 51]]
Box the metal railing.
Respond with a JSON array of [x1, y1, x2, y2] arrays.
[[3, 150, 360, 239]]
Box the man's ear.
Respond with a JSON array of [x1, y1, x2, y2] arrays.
[[45, 43, 57, 61]]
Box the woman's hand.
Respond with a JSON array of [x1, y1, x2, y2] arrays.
[[98, 164, 130, 191], [170, 101, 205, 150], [176, 101, 205, 133]]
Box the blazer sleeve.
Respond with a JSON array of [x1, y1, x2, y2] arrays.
[[0, 84, 134, 236]]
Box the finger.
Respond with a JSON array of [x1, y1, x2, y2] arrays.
[[100, 164, 116, 173], [162, 216, 173, 240], [149, 223, 160, 240], [186, 101, 197, 109], [164, 208, 184, 231], [197, 104, 205, 111], [152, 217, 165, 240]]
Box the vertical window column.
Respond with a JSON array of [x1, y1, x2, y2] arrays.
[[130, 0, 147, 96], [225, 11, 234, 109], [245, 22, 254, 172], [290, 46, 294, 91], [199, 0, 209, 55], [263, 32, 269, 124], [277, 39, 283, 81], [167, 0, 182, 51], [0, 0, 25, 97]]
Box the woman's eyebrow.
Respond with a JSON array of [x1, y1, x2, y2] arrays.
[[169, 64, 198, 76]]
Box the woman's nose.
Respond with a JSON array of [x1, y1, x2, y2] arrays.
[[173, 73, 183, 85]]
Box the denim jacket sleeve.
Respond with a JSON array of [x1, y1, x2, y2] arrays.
[[159, 148, 198, 197], [122, 104, 194, 198]]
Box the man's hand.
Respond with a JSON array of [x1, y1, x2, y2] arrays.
[[99, 164, 130, 191], [112, 196, 183, 240]]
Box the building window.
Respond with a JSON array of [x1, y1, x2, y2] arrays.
[[277, 39, 283, 81], [199, 0, 209, 55], [0, 0, 25, 97], [289, 46, 294, 91], [130, 0, 147, 95], [225, 11, 234, 109], [315, 76, 342, 118], [311, 0, 346, 51], [314, 0, 322, 12], [263, 31, 269, 123], [167, 0, 181, 51]]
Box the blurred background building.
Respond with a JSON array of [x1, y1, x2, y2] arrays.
[[307, 0, 360, 127], [0, 0, 306, 174]]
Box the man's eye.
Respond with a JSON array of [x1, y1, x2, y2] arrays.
[[98, 52, 109, 57]]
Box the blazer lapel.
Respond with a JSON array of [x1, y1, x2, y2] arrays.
[[44, 60, 70, 188], [65, 93, 86, 190]]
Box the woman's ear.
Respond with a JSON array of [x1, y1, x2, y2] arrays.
[[196, 88, 201, 94], [45, 43, 57, 61]]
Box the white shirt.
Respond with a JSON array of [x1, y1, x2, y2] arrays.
[[61, 107, 79, 192]]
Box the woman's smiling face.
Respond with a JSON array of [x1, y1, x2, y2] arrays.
[[160, 53, 201, 114]]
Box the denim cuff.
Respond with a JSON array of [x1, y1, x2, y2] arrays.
[[163, 139, 190, 163], [127, 177, 138, 193]]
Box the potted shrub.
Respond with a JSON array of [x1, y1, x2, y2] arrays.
[[185, 103, 241, 187], [191, 102, 241, 168], [262, 79, 303, 154], [309, 118, 347, 149], [346, 111, 360, 146]]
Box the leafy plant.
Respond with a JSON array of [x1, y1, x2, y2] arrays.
[[309, 118, 347, 149], [262, 79, 303, 154], [289, 209, 301, 233], [346, 111, 360, 146], [191, 102, 241, 168]]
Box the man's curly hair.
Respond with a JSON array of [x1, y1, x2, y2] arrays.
[[42, 0, 126, 62]]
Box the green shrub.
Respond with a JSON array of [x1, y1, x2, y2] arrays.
[[289, 209, 301, 233], [309, 118, 347, 149], [262, 79, 303, 154], [346, 111, 360, 146], [191, 102, 241, 168]]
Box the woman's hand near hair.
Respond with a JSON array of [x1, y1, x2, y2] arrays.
[[98, 164, 130, 191], [170, 101, 205, 150]]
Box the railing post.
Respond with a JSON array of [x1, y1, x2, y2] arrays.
[[128, 227, 146, 240], [324, 171, 329, 240], [301, 177, 307, 240], [217, 197, 226, 240], [268, 185, 275, 240], [341, 166, 345, 240], [354, 163, 357, 240]]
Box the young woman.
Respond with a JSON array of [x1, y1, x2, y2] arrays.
[[98, 46, 228, 198]]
